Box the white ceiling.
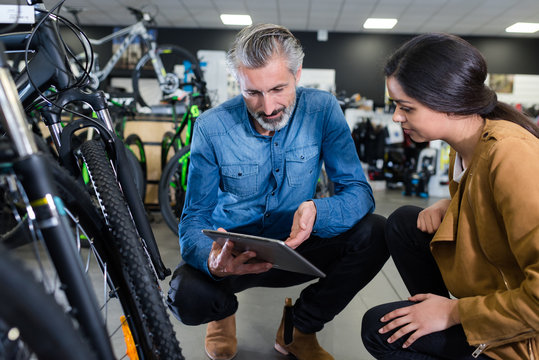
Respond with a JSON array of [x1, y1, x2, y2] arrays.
[[9, 0, 539, 38]]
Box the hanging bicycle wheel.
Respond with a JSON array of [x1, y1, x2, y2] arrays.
[[79, 140, 184, 359], [158, 145, 190, 235], [132, 44, 204, 109]]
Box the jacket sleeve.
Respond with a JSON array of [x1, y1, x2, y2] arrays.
[[178, 120, 220, 277], [311, 96, 375, 237], [458, 136, 539, 346]]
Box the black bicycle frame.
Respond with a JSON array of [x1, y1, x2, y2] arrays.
[[0, 41, 116, 360], [1, 1, 170, 279]]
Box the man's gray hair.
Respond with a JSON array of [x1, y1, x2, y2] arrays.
[[225, 23, 304, 79]]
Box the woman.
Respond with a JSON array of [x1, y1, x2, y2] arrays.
[[361, 33, 539, 360]]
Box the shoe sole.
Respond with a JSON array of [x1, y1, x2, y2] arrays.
[[274, 343, 289, 356], [275, 343, 299, 359], [205, 348, 237, 360]]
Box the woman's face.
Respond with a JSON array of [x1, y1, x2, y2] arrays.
[[387, 76, 450, 143]]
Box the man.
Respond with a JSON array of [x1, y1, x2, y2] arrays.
[[167, 23, 388, 360]]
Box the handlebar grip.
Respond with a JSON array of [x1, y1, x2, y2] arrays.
[[126, 6, 144, 21]]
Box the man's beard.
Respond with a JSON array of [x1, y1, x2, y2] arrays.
[[249, 99, 296, 132]]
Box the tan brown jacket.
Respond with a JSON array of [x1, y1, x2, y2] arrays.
[[431, 119, 539, 359]]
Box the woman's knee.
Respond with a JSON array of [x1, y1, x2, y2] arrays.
[[386, 206, 422, 245], [362, 301, 412, 358], [387, 206, 422, 232]]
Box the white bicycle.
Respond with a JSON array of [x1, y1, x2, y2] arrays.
[[71, 6, 206, 109]]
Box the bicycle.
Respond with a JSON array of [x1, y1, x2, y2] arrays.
[[157, 89, 210, 235], [69, 5, 206, 109], [2, 1, 184, 358], [0, 39, 110, 359]]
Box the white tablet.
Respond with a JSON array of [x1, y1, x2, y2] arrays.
[[202, 229, 326, 278]]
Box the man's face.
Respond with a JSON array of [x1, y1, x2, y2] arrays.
[[237, 56, 301, 134]]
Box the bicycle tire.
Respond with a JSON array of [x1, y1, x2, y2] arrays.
[[0, 249, 97, 360], [158, 145, 190, 235], [315, 165, 335, 199], [160, 131, 176, 171], [132, 44, 204, 109], [125, 133, 148, 201], [80, 140, 183, 359], [30, 155, 178, 359]]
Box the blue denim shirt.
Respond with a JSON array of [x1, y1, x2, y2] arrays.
[[179, 87, 375, 276]]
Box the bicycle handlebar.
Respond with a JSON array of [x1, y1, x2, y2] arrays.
[[1, 6, 76, 109], [126, 6, 154, 24]]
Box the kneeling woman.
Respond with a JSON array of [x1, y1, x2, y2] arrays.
[[362, 33, 539, 360]]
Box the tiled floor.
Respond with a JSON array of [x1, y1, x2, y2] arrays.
[[152, 188, 443, 360]]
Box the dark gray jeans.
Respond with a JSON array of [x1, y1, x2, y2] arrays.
[[167, 213, 388, 334], [361, 205, 492, 360]]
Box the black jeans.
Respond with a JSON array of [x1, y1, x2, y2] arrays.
[[167, 213, 388, 334], [361, 206, 491, 360]]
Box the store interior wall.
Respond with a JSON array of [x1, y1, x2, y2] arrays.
[[65, 25, 539, 108]]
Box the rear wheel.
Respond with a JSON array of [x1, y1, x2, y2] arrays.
[[125, 133, 147, 201], [132, 44, 204, 109], [161, 131, 178, 171], [158, 145, 190, 235]]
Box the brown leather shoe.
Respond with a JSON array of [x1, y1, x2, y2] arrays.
[[274, 298, 334, 360], [205, 314, 237, 360]]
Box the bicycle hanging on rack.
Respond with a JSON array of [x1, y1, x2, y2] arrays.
[[69, 5, 206, 109], [1, 1, 184, 358]]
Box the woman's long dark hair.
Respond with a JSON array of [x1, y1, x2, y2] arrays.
[[385, 33, 539, 138]]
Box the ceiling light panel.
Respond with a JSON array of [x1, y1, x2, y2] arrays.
[[363, 18, 398, 29], [220, 14, 253, 26]]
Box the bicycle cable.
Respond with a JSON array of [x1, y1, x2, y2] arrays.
[[53, 1, 94, 89], [23, 0, 101, 124]]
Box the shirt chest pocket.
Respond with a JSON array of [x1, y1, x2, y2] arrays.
[[285, 145, 319, 187], [221, 163, 258, 197]]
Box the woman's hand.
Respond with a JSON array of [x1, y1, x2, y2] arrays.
[[417, 199, 451, 233], [378, 293, 460, 348]]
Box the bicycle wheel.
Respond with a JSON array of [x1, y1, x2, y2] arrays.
[[132, 44, 204, 109], [79, 140, 183, 359], [158, 145, 190, 235], [160, 131, 177, 171], [0, 249, 96, 360], [2, 154, 183, 359], [315, 165, 335, 199], [124, 133, 147, 201]]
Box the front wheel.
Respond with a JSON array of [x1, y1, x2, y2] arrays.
[[80, 140, 183, 359], [0, 250, 97, 360], [132, 44, 204, 109], [158, 145, 190, 235]]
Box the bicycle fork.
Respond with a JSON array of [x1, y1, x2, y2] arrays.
[[39, 88, 171, 279]]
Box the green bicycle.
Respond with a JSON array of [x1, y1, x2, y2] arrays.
[[158, 90, 210, 234]]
